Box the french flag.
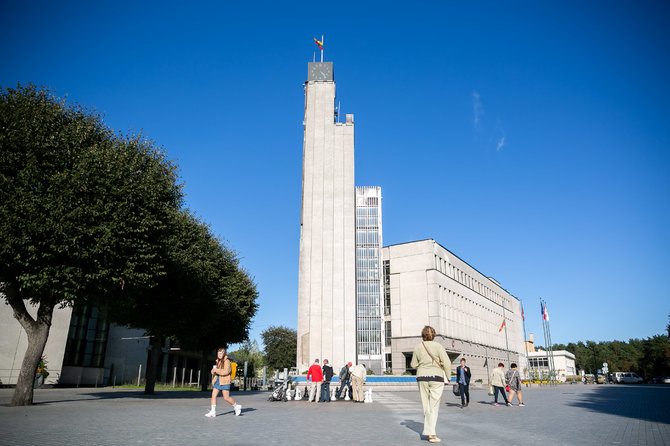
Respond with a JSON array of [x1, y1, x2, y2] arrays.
[[541, 302, 549, 321]]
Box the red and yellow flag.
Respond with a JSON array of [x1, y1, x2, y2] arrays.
[[314, 38, 323, 50], [498, 319, 506, 332]]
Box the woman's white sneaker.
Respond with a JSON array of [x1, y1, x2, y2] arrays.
[[234, 404, 242, 416], [205, 409, 216, 417]]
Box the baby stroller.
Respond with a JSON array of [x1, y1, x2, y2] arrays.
[[269, 376, 292, 401]]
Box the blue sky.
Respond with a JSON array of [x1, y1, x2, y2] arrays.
[[2, 1, 669, 349]]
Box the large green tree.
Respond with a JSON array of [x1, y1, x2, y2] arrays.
[[103, 209, 258, 394], [0, 85, 182, 405], [261, 325, 297, 371]]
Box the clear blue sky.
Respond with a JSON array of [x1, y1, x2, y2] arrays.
[[2, 1, 668, 349]]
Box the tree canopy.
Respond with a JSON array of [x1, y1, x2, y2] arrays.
[[550, 333, 670, 379], [1, 84, 257, 403], [261, 325, 297, 371]]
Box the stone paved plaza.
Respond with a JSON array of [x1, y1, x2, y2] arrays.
[[1, 384, 668, 445]]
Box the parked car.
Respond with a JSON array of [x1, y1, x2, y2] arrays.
[[612, 372, 643, 384]]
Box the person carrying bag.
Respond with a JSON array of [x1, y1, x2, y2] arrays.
[[410, 326, 451, 443]]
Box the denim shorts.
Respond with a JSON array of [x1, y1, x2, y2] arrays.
[[213, 381, 231, 390]]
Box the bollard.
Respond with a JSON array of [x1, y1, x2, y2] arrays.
[[172, 368, 176, 388], [137, 364, 142, 387], [181, 367, 185, 387]]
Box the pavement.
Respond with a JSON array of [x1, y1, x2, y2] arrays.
[[1, 383, 668, 445]]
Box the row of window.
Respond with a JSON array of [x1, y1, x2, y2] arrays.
[[434, 254, 510, 309]]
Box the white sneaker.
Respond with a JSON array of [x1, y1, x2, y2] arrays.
[[205, 409, 216, 418], [234, 404, 241, 416]]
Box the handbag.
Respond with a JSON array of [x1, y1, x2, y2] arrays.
[[506, 385, 510, 392], [488, 385, 494, 396], [452, 384, 460, 396], [422, 342, 448, 385]]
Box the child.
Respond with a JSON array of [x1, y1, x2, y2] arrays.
[[205, 347, 241, 417]]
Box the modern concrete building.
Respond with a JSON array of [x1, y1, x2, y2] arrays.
[[355, 186, 385, 373], [383, 239, 525, 383], [296, 61, 357, 371], [1, 301, 203, 387], [0, 302, 71, 386]]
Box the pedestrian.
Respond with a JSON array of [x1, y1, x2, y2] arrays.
[[456, 358, 471, 408], [336, 362, 352, 399], [306, 359, 323, 402], [205, 347, 242, 417], [490, 362, 511, 406], [505, 363, 524, 406], [320, 359, 333, 402], [410, 325, 450, 443], [350, 363, 367, 402]]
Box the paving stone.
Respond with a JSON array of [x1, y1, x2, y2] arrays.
[[1, 384, 668, 445]]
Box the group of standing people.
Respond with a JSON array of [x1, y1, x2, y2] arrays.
[[306, 358, 368, 402], [411, 325, 526, 443]]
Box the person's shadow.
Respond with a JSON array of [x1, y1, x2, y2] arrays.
[[400, 419, 424, 440], [216, 407, 257, 417]]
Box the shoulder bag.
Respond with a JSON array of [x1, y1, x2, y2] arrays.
[[421, 342, 450, 388]]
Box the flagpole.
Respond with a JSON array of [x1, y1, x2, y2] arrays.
[[521, 302, 531, 388], [502, 306, 511, 366], [321, 34, 324, 62], [485, 347, 490, 386], [545, 300, 557, 386], [541, 298, 549, 385]]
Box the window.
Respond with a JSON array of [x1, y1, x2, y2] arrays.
[[63, 305, 109, 368], [385, 320, 392, 347]]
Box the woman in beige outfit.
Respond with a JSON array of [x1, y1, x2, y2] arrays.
[[410, 326, 450, 443]]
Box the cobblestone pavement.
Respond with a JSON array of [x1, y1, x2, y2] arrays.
[[1, 384, 668, 445]]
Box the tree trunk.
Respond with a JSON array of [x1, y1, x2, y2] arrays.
[[5, 283, 55, 406], [144, 336, 163, 395], [200, 350, 209, 392]]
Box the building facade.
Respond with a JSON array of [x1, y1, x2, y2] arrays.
[[296, 61, 357, 371], [383, 239, 525, 383], [355, 186, 385, 373], [528, 350, 576, 381]]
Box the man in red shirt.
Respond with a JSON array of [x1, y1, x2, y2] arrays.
[[306, 359, 323, 402]]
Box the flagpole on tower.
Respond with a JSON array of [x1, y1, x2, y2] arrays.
[[321, 34, 324, 62]]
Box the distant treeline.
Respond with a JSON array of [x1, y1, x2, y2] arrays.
[[543, 331, 670, 379]]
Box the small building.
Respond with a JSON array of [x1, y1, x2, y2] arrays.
[[527, 349, 576, 382]]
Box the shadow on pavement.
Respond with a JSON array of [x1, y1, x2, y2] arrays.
[[400, 419, 423, 437], [32, 389, 269, 405], [566, 385, 670, 424]]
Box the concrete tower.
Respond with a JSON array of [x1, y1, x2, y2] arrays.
[[296, 61, 356, 371]]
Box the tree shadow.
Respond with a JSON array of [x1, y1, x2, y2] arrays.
[[31, 389, 268, 405], [566, 385, 670, 424]]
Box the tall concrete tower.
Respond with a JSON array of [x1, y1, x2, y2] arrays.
[[296, 61, 356, 371]]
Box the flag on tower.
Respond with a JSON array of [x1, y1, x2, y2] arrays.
[[499, 318, 506, 332], [314, 38, 323, 50]]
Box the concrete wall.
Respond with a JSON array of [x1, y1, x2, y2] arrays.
[[297, 71, 356, 372], [0, 300, 72, 385], [383, 239, 525, 382]]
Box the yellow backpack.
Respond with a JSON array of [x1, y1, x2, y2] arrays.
[[230, 362, 237, 380]]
